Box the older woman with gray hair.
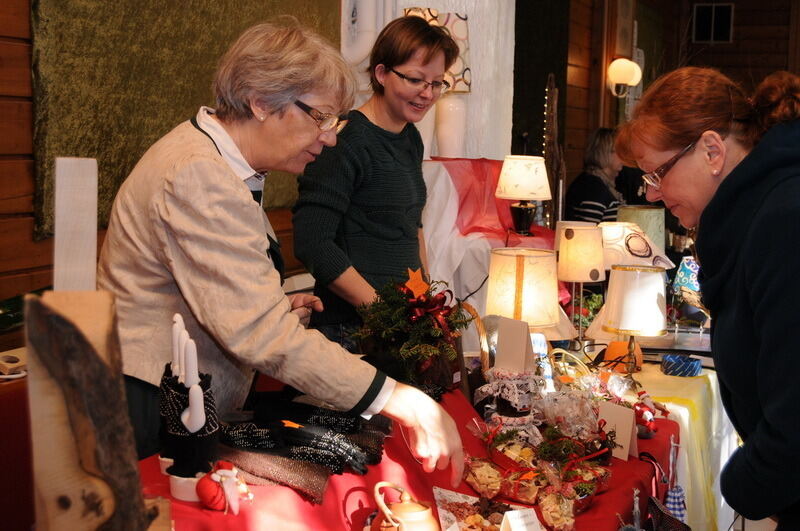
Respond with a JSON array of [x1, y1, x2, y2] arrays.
[[98, 19, 463, 486]]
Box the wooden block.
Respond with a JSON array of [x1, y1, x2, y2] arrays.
[[54, 158, 98, 291], [25, 290, 155, 530], [0, 346, 25, 374], [144, 497, 171, 531]]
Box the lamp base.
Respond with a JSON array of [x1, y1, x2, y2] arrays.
[[606, 339, 643, 373], [510, 201, 537, 235]]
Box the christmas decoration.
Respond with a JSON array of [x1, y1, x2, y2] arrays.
[[354, 270, 472, 393]]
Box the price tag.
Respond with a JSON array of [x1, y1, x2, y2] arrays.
[[500, 509, 543, 531]]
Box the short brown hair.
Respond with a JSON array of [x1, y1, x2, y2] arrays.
[[616, 67, 800, 165], [214, 18, 355, 122], [368, 16, 459, 95]]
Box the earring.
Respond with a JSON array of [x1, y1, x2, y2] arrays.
[[258, 115, 265, 122], [712, 169, 720, 176]]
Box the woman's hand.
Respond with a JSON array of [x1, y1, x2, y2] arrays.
[[288, 293, 323, 327], [379, 382, 464, 488]]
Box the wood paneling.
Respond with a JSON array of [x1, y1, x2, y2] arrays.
[[0, 217, 53, 274], [0, 101, 32, 154], [0, 0, 30, 40], [0, 268, 50, 300], [0, 159, 34, 214], [567, 64, 591, 89], [0, 41, 31, 97]]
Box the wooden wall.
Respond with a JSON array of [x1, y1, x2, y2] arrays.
[[0, 0, 38, 350], [679, 0, 796, 94], [565, 0, 601, 181]]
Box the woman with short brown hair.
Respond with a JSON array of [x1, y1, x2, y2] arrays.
[[293, 16, 459, 350]]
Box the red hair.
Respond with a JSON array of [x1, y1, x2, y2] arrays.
[[616, 67, 800, 165]]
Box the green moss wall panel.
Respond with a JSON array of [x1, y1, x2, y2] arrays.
[[32, 0, 339, 238]]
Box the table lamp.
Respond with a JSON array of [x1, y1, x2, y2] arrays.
[[617, 205, 666, 255], [557, 226, 605, 343], [598, 221, 675, 270], [554, 220, 595, 251], [486, 248, 560, 375], [495, 155, 552, 235], [600, 264, 667, 374]]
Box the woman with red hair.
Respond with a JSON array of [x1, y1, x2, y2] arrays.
[[617, 67, 800, 528]]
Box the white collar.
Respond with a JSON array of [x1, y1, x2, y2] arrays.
[[195, 107, 265, 191]]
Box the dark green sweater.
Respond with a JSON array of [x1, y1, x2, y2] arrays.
[[292, 110, 426, 325]]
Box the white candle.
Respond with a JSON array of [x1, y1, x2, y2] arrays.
[[183, 339, 200, 388], [178, 330, 189, 383], [171, 314, 184, 375]]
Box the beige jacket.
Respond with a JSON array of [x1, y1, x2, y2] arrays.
[[97, 120, 383, 417]]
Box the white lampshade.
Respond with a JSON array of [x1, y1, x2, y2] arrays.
[[486, 248, 558, 327], [617, 205, 666, 253], [495, 155, 552, 201], [602, 265, 667, 337], [557, 226, 606, 283], [554, 220, 594, 251], [598, 221, 675, 270], [607, 58, 642, 86]]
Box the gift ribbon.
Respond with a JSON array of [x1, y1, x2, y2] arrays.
[[398, 285, 456, 344]]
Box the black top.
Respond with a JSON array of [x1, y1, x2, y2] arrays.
[[293, 110, 426, 326], [697, 119, 800, 526], [564, 172, 621, 222]]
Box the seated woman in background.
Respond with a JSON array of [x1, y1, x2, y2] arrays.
[[565, 127, 624, 222], [617, 67, 800, 528], [292, 16, 459, 350], [97, 19, 463, 486]]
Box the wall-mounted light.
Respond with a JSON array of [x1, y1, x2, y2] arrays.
[[607, 58, 642, 98]]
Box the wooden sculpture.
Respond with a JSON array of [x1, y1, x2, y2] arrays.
[[25, 290, 167, 530]]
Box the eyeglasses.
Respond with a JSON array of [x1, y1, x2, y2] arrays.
[[389, 68, 450, 95], [294, 100, 348, 133], [642, 142, 695, 190]]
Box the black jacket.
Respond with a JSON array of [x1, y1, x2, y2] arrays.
[[697, 119, 800, 527]]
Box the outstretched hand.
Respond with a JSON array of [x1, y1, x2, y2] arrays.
[[380, 382, 464, 488]]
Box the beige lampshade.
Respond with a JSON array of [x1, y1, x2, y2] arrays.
[[486, 248, 558, 327], [617, 205, 666, 252], [602, 265, 667, 337], [598, 221, 675, 270], [530, 305, 578, 340], [557, 226, 606, 283], [554, 220, 594, 251], [495, 155, 552, 201]]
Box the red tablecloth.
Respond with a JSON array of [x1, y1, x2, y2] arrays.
[[140, 391, 678, 530]]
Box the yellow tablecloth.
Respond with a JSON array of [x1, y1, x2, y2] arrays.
[[635, 362, 738, 531]]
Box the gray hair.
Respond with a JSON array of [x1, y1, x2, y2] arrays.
[[213, 18, 356, 121]]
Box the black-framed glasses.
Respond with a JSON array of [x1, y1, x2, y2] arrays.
[[294, 100, 348, 133], [389, 68, 450, 94], [642, 142, 695, 190]]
